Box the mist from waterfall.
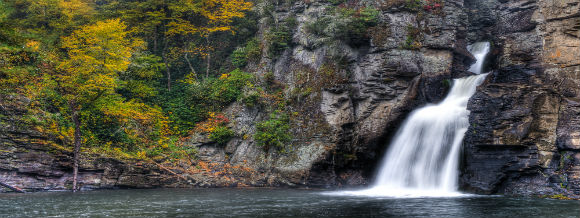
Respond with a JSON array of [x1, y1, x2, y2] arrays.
[[326, 42, 490, 197]]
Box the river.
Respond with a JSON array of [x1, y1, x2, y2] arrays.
[[1, 188, 579, 218]]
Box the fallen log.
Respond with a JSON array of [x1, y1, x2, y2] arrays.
[[0, 181, 26, 193]]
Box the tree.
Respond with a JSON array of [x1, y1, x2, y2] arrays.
[[97, 0, 170, 89], [167, 0, 253, 79], [0, 0, 256, 189], [53, 19, 142, 192], [118, 53, 165, 101], [6, 0, 95, 44]]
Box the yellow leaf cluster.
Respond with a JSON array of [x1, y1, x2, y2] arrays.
[[58, 0, 94, 19], [58, 19, 144, 103], [25, 40, 40, 51], [167, 0, 253, 37], [200, 0, 253, 32], [100, 99, 173, 147]]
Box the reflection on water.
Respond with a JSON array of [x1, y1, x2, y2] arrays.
[[1, 188, 579, 218]]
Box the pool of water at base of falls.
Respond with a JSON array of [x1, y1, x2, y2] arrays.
[[1, 188, 579, 218]]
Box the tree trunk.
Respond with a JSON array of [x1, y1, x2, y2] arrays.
[[205, 36, 211, 78], [163, 56, 171, 91], [153, 26, 158, 53], [184, 53, 198, 79], [0, 181, 25, 193], [161, 24, 171, 91], [70, 101, 82, 192]]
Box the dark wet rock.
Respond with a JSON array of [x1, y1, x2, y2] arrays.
[[461, 0, 580, 198]]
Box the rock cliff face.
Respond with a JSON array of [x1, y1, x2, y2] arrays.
[[0, 96, 182, 192], [199, 0, 477, 188], [461, 0, 580, 197], [1, 0, 578, 197]]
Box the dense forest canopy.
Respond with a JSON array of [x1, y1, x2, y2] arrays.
[[0, 0, 263, 189]]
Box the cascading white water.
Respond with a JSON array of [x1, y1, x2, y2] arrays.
[[467, 42, 490, 74], [327, 43, 490, 197], [367, 74, 487, 196]]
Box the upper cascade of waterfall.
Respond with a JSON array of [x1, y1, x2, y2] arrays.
[[467, 42, 490, 74], [325, 42, 491, 198]]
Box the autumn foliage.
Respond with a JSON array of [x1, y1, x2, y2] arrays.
[[0, 0, 260, 191], [0, 0, 253, 163]]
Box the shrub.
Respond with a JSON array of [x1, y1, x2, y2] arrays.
[[241, 89, 261, 108], [209, 126, 235, 146], [196, 112, 235, 146], [212, 69, 254, 104], [405, 0, 445, 15], [231, 47, 248, 68], [327, 0, 346, 5], [231, 38, 261, 68], [263, 71, 275, 84], [188, 69, 253, 109], [338, 7, 380, 45], [245, 38, 262, 63], [304, 6, 379, 46], [160, 85, 200, 134], [401, 25, 422, 50], [265, 26, 291, 58], [143, 142, 198, 161], [177, 69, 252, 134], [304, 17, 331, 36], [405, 0, 423, 11], [254, 111, 291, 150]]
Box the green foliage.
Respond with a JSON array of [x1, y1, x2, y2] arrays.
[[209, 126, 235, 146], [304, 17, 331, 36], [244, 39, 262, 62], [338, 7, 380, 45], [231, 47, 248, 68], [401, 25, 422, 50], [559, 151, 572, 171], [441, 79, 450, 88], [142, 141, 197, 161], [188, 69, 252, 104], [241, 89, 261, 108], [159, 85, 200, 133], [254, 111, 291, 150], [265, 26, 292, 58], [263, 71, 275, 84], [405, 0, 423, 11], [327, 0, 347, 5], [165, 69, 253, 134], [231, 38, 261, 68], [119, 54, 165, 101], [0, 0, 259, 165], [304, 6, 379, 46], [0, 1, 16, 44]]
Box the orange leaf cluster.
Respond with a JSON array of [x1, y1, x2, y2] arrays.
[[194, 112, 230, 133]]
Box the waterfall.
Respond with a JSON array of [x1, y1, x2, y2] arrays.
[[327, 43, 490, 197], [366, 74, 487, 196], [467, 42, 490, 74]]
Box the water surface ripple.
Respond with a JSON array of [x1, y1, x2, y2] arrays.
[[1, 189, 579, 218]]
